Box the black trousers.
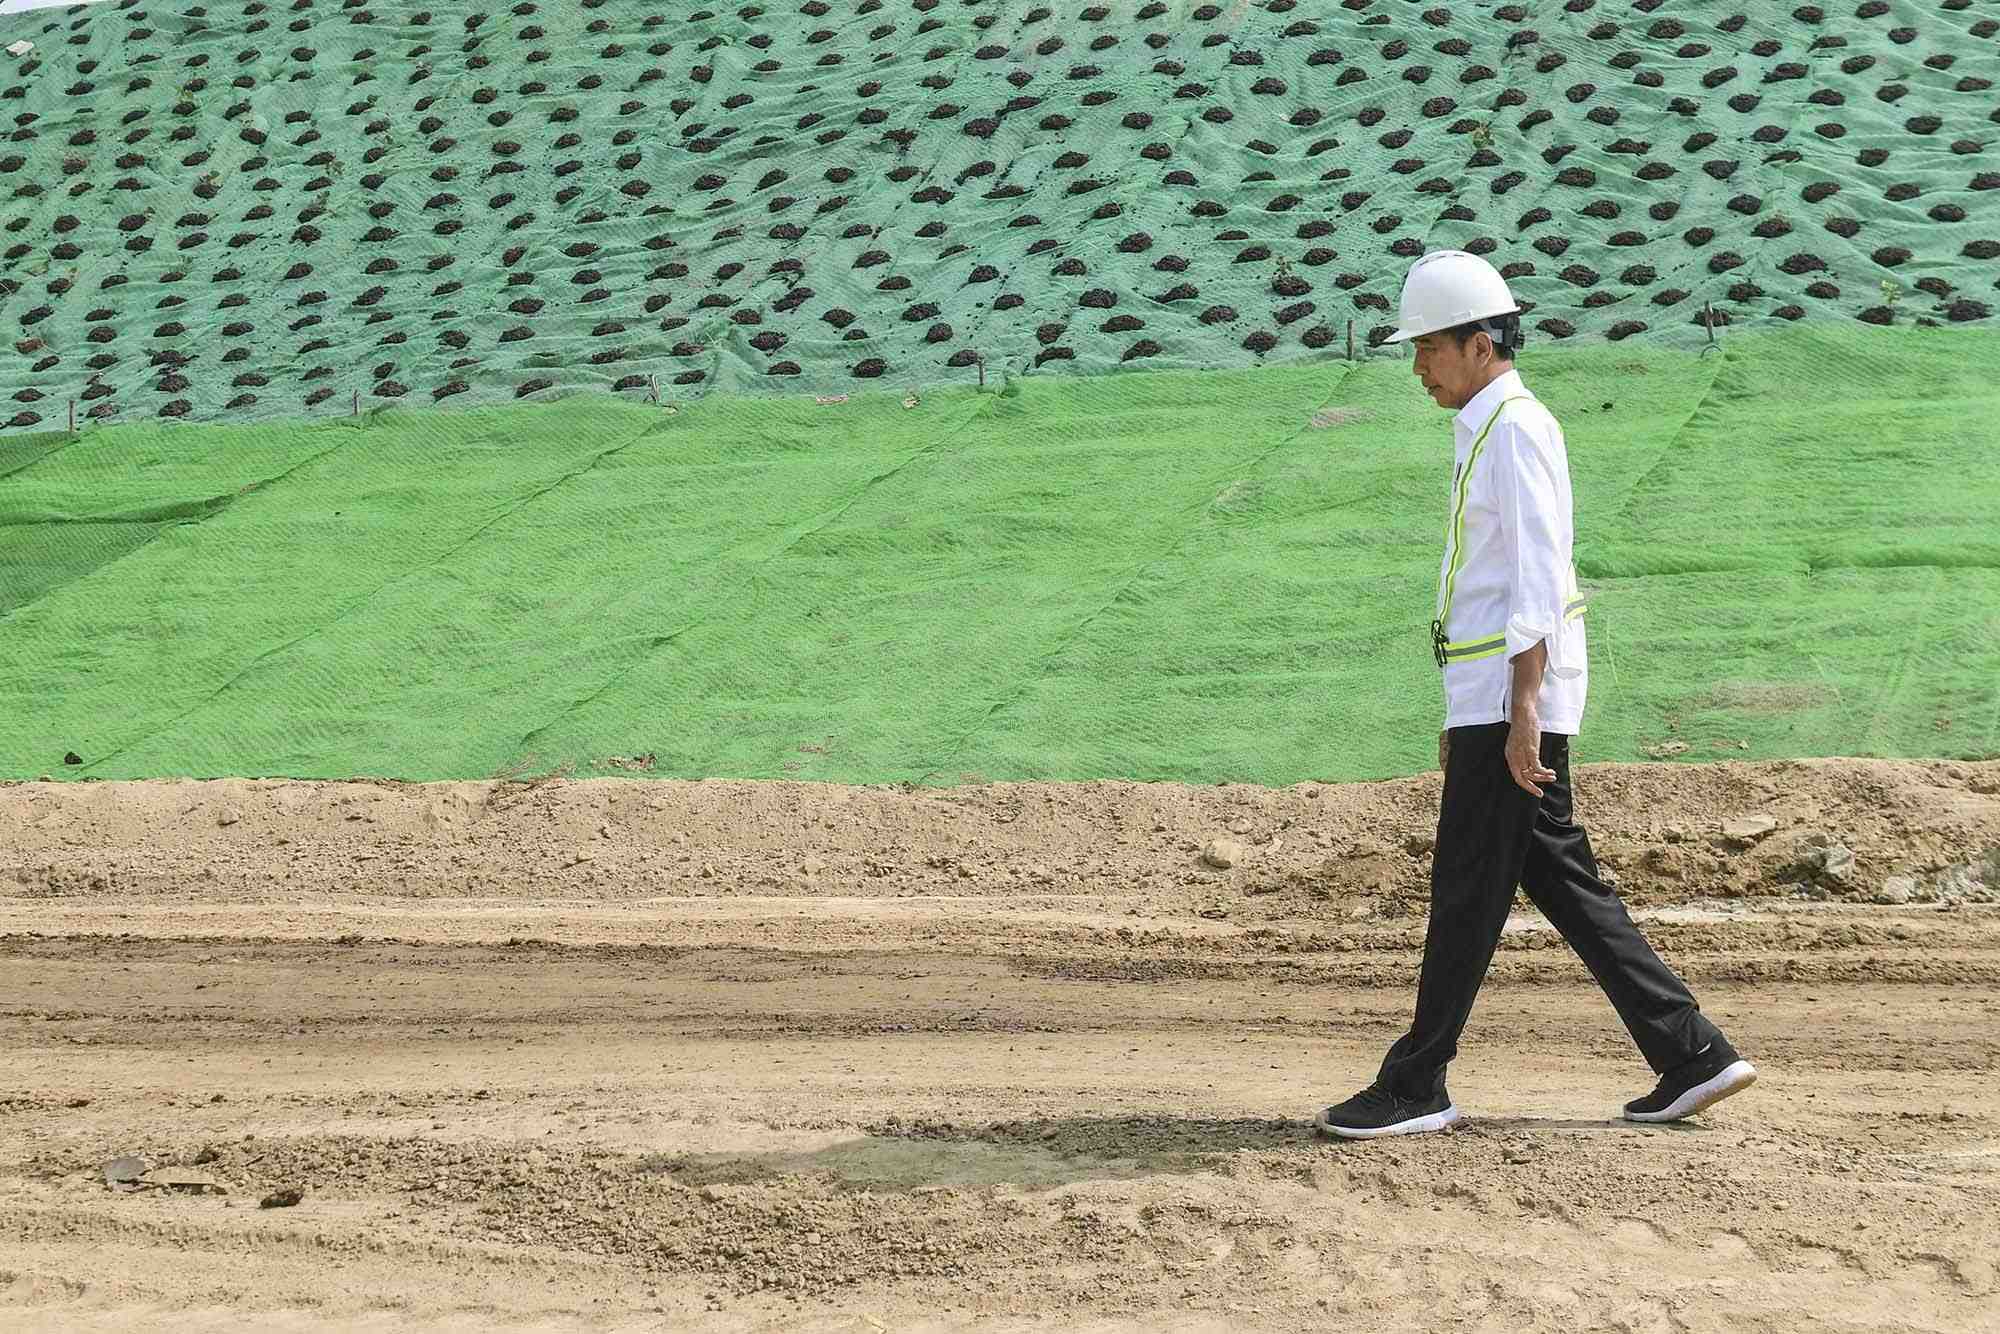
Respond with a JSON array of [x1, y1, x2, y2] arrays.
[[1377, 722, 1723, 1100]]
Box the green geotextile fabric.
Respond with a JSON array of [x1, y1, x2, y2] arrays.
[[3, 322, 1996, 785], [1, 1, 1996, 432]]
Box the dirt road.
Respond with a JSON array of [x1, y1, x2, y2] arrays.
[[3, 762, 1997, 1332]]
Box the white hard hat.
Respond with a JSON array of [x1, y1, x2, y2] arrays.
[[1383, 249, 1520, 344]]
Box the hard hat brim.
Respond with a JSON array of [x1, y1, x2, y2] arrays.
[[1383, 304, 1522, 346]]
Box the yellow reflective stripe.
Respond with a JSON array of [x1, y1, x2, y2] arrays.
[[1442, 637, 1507, 662], [1437, 395, 1532, 626], [1443, 601, 1586, 660]]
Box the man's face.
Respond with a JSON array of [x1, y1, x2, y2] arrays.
[[1411, 330, 1488, 411]]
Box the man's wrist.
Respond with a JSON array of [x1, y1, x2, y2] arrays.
[[1508, 639, 1548, 719]]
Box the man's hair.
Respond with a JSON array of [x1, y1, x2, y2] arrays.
[[1441, 313, 1523, 358]]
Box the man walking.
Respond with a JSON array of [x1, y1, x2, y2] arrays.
[[1314, 251, 1757, 1139]]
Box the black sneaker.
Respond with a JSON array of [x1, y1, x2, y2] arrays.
[[1313, 1084, 1463, 1140], [1623, 1038, 1757, 1123]]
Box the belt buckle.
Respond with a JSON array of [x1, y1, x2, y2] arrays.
[[1430, 619, 1447, 670]]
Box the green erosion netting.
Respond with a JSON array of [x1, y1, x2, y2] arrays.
[[4, 322, 1997, 784], [1, 1, 1996, 429]]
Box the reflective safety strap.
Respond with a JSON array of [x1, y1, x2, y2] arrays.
[[1435, 597, 1588, 669], [1442, 633, 1508, 665]]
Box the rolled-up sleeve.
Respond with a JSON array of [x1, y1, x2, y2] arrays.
[[1493, 418, 1582, 676]]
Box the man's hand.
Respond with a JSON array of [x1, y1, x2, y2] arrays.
[[1438, 729, 1450, 773], [1507, 638, 1556, 797], [1506, 715, 1556, 797]]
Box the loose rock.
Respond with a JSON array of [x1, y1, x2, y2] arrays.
[[141, 1168, 225, 1195], [1790, 835, 1857, 886], [1876, 876, 1917, 906], [103, 1155, 146, 1187], [1202, 839, 1245, 870], [1819, 843, 1857, 883]]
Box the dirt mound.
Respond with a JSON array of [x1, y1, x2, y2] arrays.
[[4, 759, 1995, 920]]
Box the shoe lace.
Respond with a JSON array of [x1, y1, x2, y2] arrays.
[[1354, 1084, 1404, 1113]]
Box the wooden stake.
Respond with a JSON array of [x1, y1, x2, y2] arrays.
[[1704, 301, 1717, 344], [1347, 320, 1355, 362], [352, 389, 360, 416], [976, 353, 985, 387], [68, 398, 76, 433]]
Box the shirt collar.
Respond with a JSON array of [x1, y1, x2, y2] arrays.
[[1453, 368, 1527, 435]]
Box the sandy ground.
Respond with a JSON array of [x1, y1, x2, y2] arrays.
[[2, 759, 1998, 1333]]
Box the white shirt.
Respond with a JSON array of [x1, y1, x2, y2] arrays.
[[1437, 369, 1588, 734]]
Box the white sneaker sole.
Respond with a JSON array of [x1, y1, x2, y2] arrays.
[[1624, 1059, 1758, 1123], [1314, 1103, 1464, 1140]]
